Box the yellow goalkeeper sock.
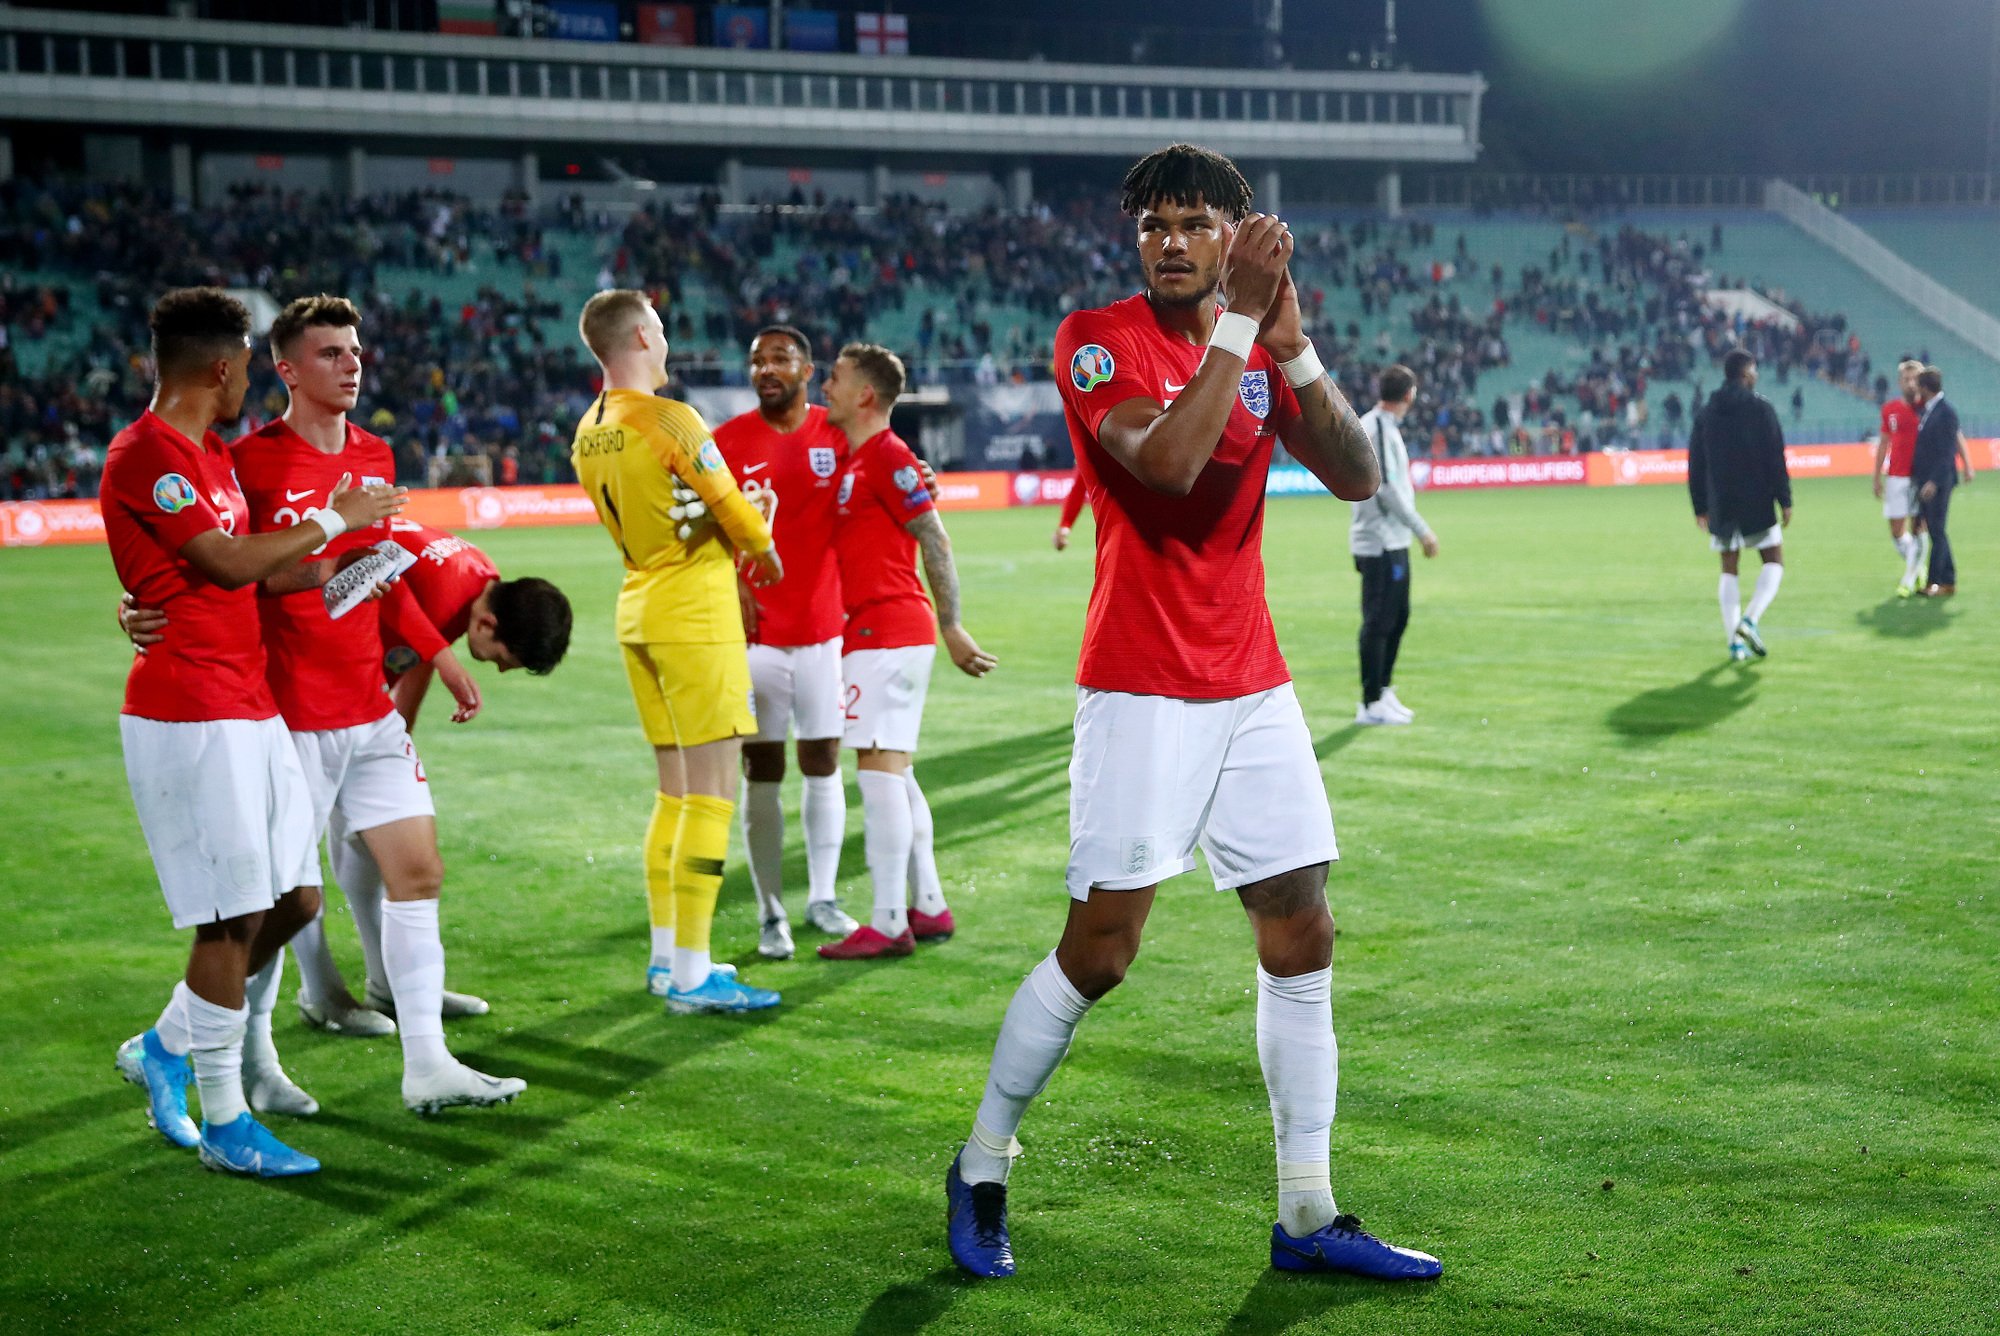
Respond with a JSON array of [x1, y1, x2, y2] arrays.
[[672, 793, 734, 990], [646, 792, 681, 967]]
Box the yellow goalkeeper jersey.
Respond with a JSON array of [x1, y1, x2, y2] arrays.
[[570, 388, 773, 645]]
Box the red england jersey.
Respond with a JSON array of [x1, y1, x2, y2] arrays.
[[1880, 399, 1918, 478], [1054, 294, 1301, 699], [832, 428, 937, 651], [714, 403, 848, 646], [99, 411, 277, 723], [377, 519, 499, 675], [231, 418, 399, 731]]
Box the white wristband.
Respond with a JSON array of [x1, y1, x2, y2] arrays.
[[1278, 343, 1325, 389], [304, 507, 347, 545], [1208, 310, 1260, 362]]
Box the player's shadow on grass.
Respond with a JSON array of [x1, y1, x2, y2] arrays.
[[1855, 595, 1953, 638], [849, 1268, 967, 1334], [1223, 1268, 1437, 1334], [1314, 725, 1363, 760], [1604, 662, 1759, 743]]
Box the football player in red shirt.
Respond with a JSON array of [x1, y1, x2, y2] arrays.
[[105, 287, 403, 1178], [816, 344, 994, 961], [943, 145, 1441, 1282], [714, 326, 863, 961], [229, 295, 524, 1116], [1872, 359, 1928, 595]]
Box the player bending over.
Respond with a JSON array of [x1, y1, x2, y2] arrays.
[[571, 289, 786, 1014], [715, 326, 863, 960], [816, 344, 995, 960], [106, 287, 403, 1177], [943, 144, 1442, 1281]]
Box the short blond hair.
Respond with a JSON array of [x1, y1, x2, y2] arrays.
[[1897, 358, 1924, 374], [270, 294, 361, 361], [579, 289, 654, 362], [838, 342, 906, 408]]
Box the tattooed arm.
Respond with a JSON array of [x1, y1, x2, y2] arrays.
[[906, 509, 996, 677], [1279, 373, 1382, 503]]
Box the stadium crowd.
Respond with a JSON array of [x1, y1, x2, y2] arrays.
[[0, 178, 1887, 498]]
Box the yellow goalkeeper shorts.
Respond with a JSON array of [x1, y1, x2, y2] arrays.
[[621, 641, 757, 748]]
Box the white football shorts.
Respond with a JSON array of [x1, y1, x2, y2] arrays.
[[121, 714, 321, 929], [749, 637, 845, 743], [1066, 682, 1339, 900], [291, 709, 435, 839], [1882, 475, 1919, 521], [842, 645, 936, 752], [1709, 524, 1783, 553]]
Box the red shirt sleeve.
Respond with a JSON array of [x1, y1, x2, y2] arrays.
[[113, 432, 228, 551], [1057, 471, 1087, 528], [380, 582, 450, 664], [1054, 312, 1153, 439], [873, 437, 937, 525]]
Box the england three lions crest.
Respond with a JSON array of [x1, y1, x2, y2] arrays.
[[808, 446, 838, 478], [1239, 370, 1271, 420]]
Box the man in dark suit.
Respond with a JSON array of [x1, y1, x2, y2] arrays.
[[1909, 366, 1960, 596], [1689, 348, 1792, 660]]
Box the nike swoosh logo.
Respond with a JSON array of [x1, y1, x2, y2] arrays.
[[742, 463, 769, 475], [1165, 381, 1186, 393], [285, 488, 314, 501]]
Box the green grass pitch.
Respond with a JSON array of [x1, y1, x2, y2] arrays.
[[1, 478, 1996, 1335]]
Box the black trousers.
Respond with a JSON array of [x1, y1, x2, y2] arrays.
[[1355, 549, 1412, 704], [1921, 482, 1956, 587]]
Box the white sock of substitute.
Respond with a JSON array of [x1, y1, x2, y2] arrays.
[[1718, 573, 1741, 637], [243, 949, 284, 1069], [742, 778, 787, 921], [288, 909, 343, 1009], [858, 770, 913, 936], [801, 773, 846, 905], [1903, 535, 1926, 584], [962, 951, 1094, 1185], [184, 987, 250, 1126], [153, 980, 198, 1056], [381, 899, 450, 1074], [1746, 562, 1784, 622], [904, 770, 948, 916], [1257, 965, 1339, 1237], [332, 834, 390, 993]]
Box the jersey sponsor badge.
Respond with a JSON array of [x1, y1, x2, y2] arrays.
[[892, 465, 920, 493], [152, 473, 198, 514], [1070, 344, 1115, 392], [695, 439, 725, 473], [837, 473, 856, 506], [1239, 370, 1271, 419], [809, 446, 839, 478]]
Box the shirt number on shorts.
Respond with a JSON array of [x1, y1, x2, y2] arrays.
[[405, 739, 428, 784], [843, 683, 861, 721]]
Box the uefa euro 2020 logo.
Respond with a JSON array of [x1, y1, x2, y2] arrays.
[[1070, 344, 1115, 393], [151, 473, 198, 514]]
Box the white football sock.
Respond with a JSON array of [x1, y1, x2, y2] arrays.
[[652, 928, 676, 966], [332, 832, 390, 993], [288, 909, 345, 1009], [381, 899, 450, 1074], [742, 778, 787, 922], [1902, 534, 1926, 584], [1718, 573, 1740, 637], [801, 773, 846, 905], [153, 980, 197, 1056], [243, 949, 284, 1070], [962, 951, 1094, 1185], [183, 986, 249, 1126], [1257, 965, 1339, 1237], [1746, 562, 1783, 622], [673, 946, 712, 993], [904, 769, 948, 917], [858, 770, 913, 936]]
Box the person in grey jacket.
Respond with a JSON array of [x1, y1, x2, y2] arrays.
[[1349, 365, 1438, 725]]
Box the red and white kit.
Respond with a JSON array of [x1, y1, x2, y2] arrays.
[[100, 411, 318, 927], [1879, 398, 1920, 521], [715, 404, 849, 743], [1054, 294, 1339, 899], [376, 518, 499, 677], [832, 428, 938, 752], [232, 419, 434, 836]]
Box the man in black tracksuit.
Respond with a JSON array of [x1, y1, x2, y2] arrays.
[[1909, 365, 1960, 596], [1688, 349, 1792, 660]]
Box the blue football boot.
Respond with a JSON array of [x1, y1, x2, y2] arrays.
[[1271, 1214, 1441, 1280], [1736, 616, 1768, 657], [945, 1151, 1015, 1278], [646, 964, 673, 997], [664, 964, 771, 1015], [115, 1029, 198, 1149], [196, 1112, 321, 1177]]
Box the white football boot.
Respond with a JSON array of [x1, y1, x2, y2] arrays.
[[402, 1060, 526, 1116], [296, 988, 396, 1038]]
